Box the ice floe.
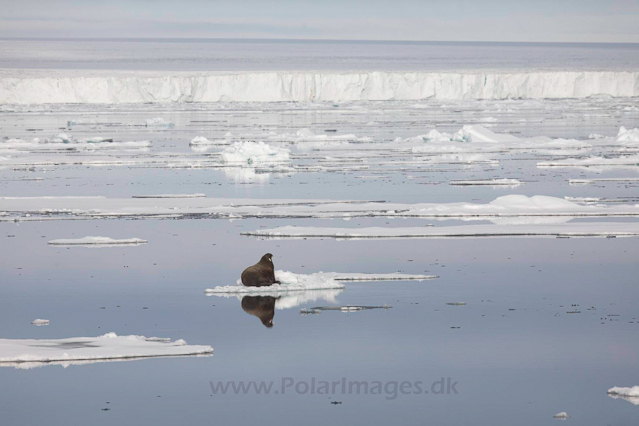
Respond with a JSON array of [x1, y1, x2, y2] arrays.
[[145, 117, 174, 128], [553, 412, 570, 419], [220, 141, 290, 165], [538, 155, 639, 169], [31, 319, 49, 326], [205, 271, 346, 294], [608, 386, 639, 406], [0, 333, 213, 369], [2, 194, 638, 222], [449, 179, 522, 186], [132, 194, 206, 199], [243, 222, 639, 239], [48, 236, 147, 247]]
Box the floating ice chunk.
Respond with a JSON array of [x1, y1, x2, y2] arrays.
[[132, 194, 206, 199], [189, 136, 230, 146], [553, 412, 570, 419], [569, 177, 639, 185], [616, 126, 639, 143], [243, 222, 639, 239], [449, 179, 522, 186], [0, 333, 213, 369], [328, 272, 437, 281], [204, 271, 346, 294], [538, 155, 639, 168], [220, 141, 290, 165], [608, 388, 639, 405], [48, 236, 147, 247], [31, 319, 49, 326], [446, 302, 467, 306], [589, 133, 605, 139], [608, 386, 639, 397], [145, 117, 174, 128]]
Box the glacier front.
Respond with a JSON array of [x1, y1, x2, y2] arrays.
[[1, 69, 638, 104]]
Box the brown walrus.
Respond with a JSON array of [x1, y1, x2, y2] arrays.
[[241, 296, 276, 328], [241, 253, 280, 287]]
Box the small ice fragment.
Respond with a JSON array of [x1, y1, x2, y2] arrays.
[[145, 118, 174, 128], [31, 319, 50, 326], [553, 412, 569, 419], [446, 302, 467, 306]]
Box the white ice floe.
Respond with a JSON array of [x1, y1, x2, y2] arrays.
[[608, 386, 639, 397], [449, 179, 522, 186], [0, 333, 213, 369], [48, 236, 147, 247], [2, 194, 638, 221], [608, 386, 639, 406], [328, 272, 437, 281], [2, 70, 638, 104], [204, 271, 346, 294], [132, 194, 206, 199], [145, 117, 174, 127], [243, 222, 639, 239], [220, 141, 290, 165], [569, 178, 639, 185], [31, 319, 49, 326], [538, 155, 639, 169], [189, 136, 230, 147], [553, 412, 570, 419]]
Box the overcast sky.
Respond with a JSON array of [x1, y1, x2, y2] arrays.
[[1, 0, 638, 43]]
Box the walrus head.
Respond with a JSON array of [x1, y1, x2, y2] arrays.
[[259, 253, 274, 265]]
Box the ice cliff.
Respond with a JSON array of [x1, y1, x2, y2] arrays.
[[1, 70, 637, 104]]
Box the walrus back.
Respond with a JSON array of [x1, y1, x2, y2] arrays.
[[241, 264, 275, 287]]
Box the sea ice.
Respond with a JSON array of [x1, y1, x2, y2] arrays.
[[48, 236, 147, 247], [220, 141, 290, 165], [31, 319, 49, 326], [243, 222, 639, 239], [204, 271, 346, 294], [145, 117, 174, 128], [0, 333, 213, 369], [553, 412, 570, 419]]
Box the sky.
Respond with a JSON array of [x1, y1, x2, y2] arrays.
[[1, 0, 638, 43]]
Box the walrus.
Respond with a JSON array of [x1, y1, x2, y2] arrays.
[[241, 253, 280, 287], [241, 296, 276, 328]]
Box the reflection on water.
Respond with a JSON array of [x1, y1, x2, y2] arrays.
[[241, 296, 276, 328], [224, 167, 270, 184], [239, 289, 344, 328]]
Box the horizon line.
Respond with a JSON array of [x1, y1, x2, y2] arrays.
[[1, 37, 638, 46]]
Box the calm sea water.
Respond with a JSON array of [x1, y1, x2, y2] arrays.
[[1, 38, 639, 71], [0, 41, 638, 426]]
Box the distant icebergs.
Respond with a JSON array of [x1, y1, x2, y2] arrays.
[[0, 333, 213, 369], [48, 236, 147, 247]]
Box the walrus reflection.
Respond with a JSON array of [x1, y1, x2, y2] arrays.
[[241, 296, 277, 328], [241, 253, 280, 287]]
